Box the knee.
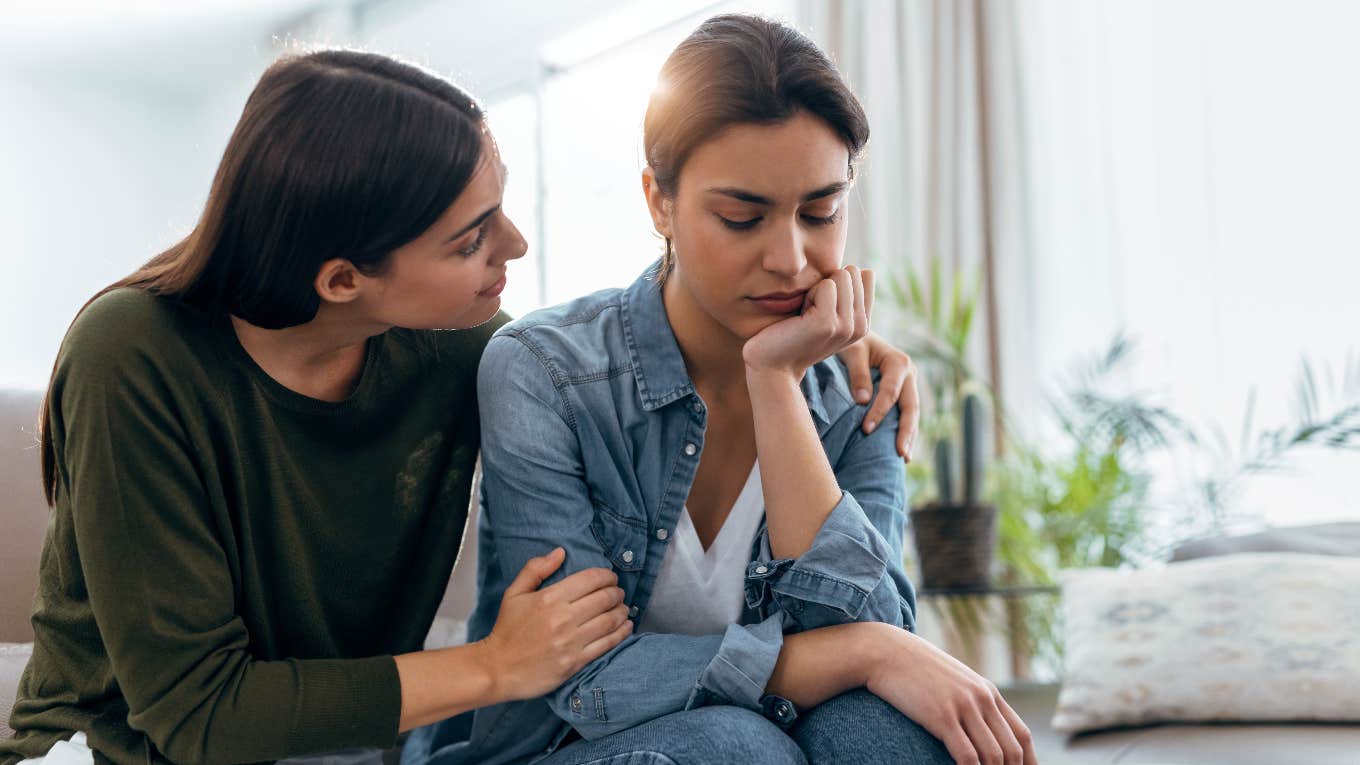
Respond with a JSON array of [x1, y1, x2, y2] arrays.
[[681, 706, 807, 765], [793, 690, 952, 765]]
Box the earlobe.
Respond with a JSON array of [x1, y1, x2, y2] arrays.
[[641, 168, 672, 238]]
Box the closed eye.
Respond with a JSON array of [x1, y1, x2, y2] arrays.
[[717, 215, 761, 231], [457, 226, 488, 256]]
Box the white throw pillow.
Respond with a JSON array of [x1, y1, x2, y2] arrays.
[[1054, 553, 1360, 734]]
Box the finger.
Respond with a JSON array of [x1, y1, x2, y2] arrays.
[[982, 697, 1024, 765], [861, 267, 876, 322], [864, 355, 907, 436], [961, 703, 1006, 765], [579, 602, 631, 644], [995, 696, 1038, 765], [832, 268, 855, 332], [848, 265, 867, 339], [840, 341, 874, 404], [896, 357, 921, 460], [939, 724, 981, 765], [805, 278, 839, 323], [581, 615, 634, 662], [548, 566, 618, 602], [503, 547, 565, 597], [569, 586, 625, 626]]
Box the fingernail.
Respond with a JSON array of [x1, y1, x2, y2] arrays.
[[865, 420, 877, 433], [856, 388, 871, 403]]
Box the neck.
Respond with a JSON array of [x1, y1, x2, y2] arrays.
[[661, 276, 749, 402], [230, 303, 388, 402]]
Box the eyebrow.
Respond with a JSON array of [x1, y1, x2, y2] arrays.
[[444, 162, 509, 242], [446, 204, 501, 242], [706, 181, 849, 205]]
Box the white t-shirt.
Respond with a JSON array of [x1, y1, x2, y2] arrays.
[[638, 462, 765, 636]]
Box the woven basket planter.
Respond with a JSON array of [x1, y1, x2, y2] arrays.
[[909, 502, 998, 589]]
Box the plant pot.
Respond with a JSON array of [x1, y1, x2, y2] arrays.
[[909, 502, 998, 589]]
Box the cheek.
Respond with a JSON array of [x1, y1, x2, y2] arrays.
[[807, 225, 848, 273]]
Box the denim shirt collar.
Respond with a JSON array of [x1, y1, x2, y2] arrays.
[[619, 261, 852, 429]]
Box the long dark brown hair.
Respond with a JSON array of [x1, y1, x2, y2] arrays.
[[643, 14, 870, 275], [38, 49, 487, 505]]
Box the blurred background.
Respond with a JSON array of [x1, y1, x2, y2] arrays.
[[2, 0, 1358, 679]]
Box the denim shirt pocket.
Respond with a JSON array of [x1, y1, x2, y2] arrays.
[[588, 499, 648, 573]]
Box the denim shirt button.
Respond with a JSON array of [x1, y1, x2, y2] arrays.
[[692, 401, 703, 413], [570, 695, 583, 713], [755, 565, 768, 575], [684, 443, 697, 456], [656, 528, 669, 541], [622, 549, 635, 563], [777, 703, 792, 718], [628, 605, 639, 618]]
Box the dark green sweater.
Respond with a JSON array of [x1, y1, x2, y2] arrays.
[[1, 289, 504, 765]]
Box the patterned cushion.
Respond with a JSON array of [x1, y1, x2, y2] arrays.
[[1054, 553, 1360, 734]]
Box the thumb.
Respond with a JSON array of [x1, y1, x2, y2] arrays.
[[504, 547, 565, 597]]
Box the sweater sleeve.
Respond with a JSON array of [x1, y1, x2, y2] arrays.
[[49, 297, 401, 764]]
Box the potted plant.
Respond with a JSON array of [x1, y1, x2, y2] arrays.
[[886, 258, 1000, 589], [910, 393, 998, 589]]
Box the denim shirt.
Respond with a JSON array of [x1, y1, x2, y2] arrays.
[[402, 264, 916, 765]]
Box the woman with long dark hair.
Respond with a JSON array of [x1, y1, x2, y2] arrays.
[[2, 47, 921, 765]]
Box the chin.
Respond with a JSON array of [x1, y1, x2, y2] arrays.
[[730, 311, 785, 340], [451, 298, 502, 329]]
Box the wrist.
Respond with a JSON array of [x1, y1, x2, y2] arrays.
[[466, 638, 510, 705], [744, 361, 803, 390], [853, 622, 899, 688]]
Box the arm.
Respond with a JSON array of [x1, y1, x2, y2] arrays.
[[742, 268, 915, 631]]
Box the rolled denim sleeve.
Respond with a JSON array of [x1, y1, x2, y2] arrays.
[[745, 386, 916, 632], [476, 334, 790, 739]]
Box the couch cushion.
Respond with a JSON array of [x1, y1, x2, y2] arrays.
[[1171, 522, 1360, 562], [1004, 682, 1360, 765], [0, 389, 47, 644], [1056, 553, 1360, 734], [1, 642, 34, 739]]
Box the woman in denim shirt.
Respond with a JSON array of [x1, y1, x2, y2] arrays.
[[405, 15, 1036, 765]]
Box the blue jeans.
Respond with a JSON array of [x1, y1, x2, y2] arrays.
[[541, 691, 952, 765]]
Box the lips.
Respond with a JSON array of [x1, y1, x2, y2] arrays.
[[479, 274, 507, 297], [747, 289, 808, 314]]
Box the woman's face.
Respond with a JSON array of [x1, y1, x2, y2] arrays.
[[362, 134, 527, 330], [648, 110, 852, 341]]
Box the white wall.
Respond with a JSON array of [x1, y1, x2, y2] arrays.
[[0, 74, 228, 387]]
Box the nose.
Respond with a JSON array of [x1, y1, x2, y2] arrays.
[[495, 212, 529, 264], [761, 219, 806, 278]]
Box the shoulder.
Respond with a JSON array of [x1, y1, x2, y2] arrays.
[[482, 288, 630, 384], [59, 288, 212, 378]]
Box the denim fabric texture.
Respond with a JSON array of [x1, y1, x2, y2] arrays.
[[402, 263, 916, 765], [539, 691, 953, 765]]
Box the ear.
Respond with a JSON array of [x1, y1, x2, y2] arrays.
[[641, 167, 673, 239], [313, 258, 364, 305]]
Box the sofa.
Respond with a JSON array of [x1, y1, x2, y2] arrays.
[[4, 386, 1360, 762]]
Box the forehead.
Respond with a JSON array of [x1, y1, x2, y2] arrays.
[[679, 111, 851, 198]]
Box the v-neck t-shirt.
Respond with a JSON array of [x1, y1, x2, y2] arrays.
[[637, 462, 764, 636]]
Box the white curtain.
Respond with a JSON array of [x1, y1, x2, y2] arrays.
[[808, 0, 1360, 527], [801, 0, 1038, 431]]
